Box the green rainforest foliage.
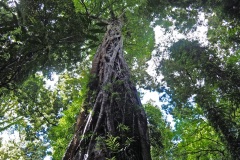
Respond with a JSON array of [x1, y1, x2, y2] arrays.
[[1, 0, 240, 159]]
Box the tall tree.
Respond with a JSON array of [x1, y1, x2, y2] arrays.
[[159, 39, 240, 159], [147, 0, 240, 159], [63, 16, 151, 160], [1, 0, 156, 159]]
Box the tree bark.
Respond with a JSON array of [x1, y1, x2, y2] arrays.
[[63, 19, 151, 160]]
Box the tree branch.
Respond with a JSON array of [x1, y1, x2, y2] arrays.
[[35, 108, 57, 126], [80, 0, 89, 16]]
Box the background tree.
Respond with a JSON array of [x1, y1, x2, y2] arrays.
[[149, 0, 240, 159], [144, 102, 174, 160], [159, 39, 240, 159], [0, 0, 91, 91]]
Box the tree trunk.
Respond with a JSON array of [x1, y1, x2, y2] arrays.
[[63, 19, 151, 160], [207, 105, 240, 159]]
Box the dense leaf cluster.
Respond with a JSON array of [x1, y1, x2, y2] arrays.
[[0, 0, 91, 90]]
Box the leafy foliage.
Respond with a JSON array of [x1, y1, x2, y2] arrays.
[[48, 70, 90, 160], [0, 74, 65, 159], [1, 0, 240, 159], [144, 103, 173, 159], [172, 106, 231, 159], [158, 39, 240, 159], [0, 0, 91, 90]]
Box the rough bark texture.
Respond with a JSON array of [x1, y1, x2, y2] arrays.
[[63, 19, 151, 160]]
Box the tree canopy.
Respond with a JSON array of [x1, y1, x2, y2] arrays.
[[1, 0, 240, 159]]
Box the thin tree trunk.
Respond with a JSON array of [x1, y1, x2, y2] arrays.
[[63, 19, 151, 160]]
